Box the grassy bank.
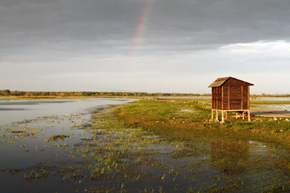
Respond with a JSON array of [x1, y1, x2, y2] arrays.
[[112, 98, 290, 149], [110, 98, 290, 192]]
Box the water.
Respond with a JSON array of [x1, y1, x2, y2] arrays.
[[250, 97, 290, 111], [0, 98, 289, 192], [0, 98, 135, 169], [0, 98, 134, 126], [252, 97, 290, 101], [253, 104, 290, 111]]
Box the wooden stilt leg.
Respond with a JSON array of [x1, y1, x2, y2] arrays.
[[211, 109, 214, 120], [248, 110, 251, 121], [236, 112, 238, 119], [242, 112, 245, 120], [225, 111, 228, 120], [221, 111, 224, 123], [216, 110, 218, 121]]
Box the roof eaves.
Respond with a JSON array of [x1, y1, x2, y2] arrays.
[[208, 77, 231, 88]]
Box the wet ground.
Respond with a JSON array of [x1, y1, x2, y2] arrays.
[[0, 98, 289, 192], [251, 107, 290, 118]]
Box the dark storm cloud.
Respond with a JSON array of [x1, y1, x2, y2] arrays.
[[1, 0, 290, 61], [146, 0, 290, 46]]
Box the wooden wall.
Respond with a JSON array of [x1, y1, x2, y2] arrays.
[[212, 79, 250, 110], [212, 87, 222, 109]]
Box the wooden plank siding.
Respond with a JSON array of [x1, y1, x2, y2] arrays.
[[209, 77, 253, 111], [212, 87, 222, 110]]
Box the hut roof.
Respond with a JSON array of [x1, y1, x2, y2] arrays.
[[208, 77, 254, 88]]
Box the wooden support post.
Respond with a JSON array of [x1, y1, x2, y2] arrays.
[[248, 110, 251, 122], [216, 110, 218, 121], [221, 111, 225, 123], [242, 111, 245, 120], [236, 112, 238, 119], [211, 109, 214, 120], [225, 111, 228, 120]]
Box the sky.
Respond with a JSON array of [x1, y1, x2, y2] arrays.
[[1, 0, 290, 94]]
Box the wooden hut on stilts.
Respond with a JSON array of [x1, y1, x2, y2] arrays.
[[209, 77, 254, 123]]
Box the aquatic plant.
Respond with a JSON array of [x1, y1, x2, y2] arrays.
[[45, 135, 70, 142]]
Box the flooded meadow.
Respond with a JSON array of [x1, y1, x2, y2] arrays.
[[0, 98, 290, 192]]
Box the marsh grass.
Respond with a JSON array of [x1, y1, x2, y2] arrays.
[[109, 98, 290, 192], [45, 134, 70, 142], [112, 98, 290, 149]]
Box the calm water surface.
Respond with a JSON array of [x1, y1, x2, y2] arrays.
[[251, 97, 290, 111], [252, 97, 290, 101], [0, 98, 134, 126]]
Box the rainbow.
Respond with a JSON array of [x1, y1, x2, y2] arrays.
[[131, 0, 151, 55]]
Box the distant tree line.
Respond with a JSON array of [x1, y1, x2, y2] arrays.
[[2, 90, 290, 98], [0, 89, 211, 97]]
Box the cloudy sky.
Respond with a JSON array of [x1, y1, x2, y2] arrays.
[[1, 0, 290, 94]]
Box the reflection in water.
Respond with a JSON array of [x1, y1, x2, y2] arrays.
[[210, 139, 249, 175]]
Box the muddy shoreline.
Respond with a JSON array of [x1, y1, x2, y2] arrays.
[[251, 107, 290, 118]]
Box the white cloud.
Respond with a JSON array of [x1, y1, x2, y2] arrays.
[[220, 40, 290, 60]]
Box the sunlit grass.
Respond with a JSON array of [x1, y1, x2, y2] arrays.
[[112, 98, 290, 148]]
